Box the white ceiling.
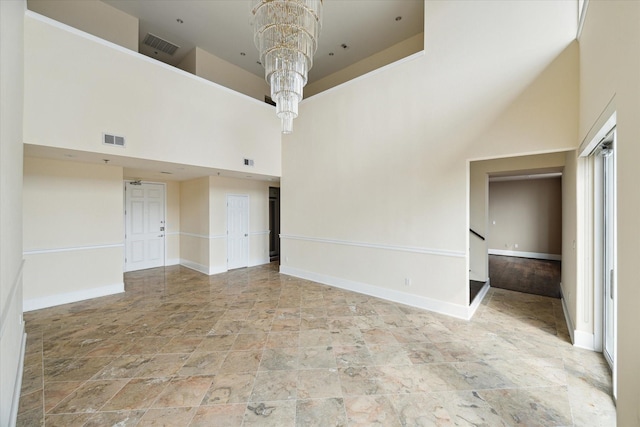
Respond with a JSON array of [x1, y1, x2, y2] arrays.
[[101, 0, 424, 84]]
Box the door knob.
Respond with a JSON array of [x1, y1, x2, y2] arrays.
[[158, 234, 164, 238], [244, 234, 248, 237]]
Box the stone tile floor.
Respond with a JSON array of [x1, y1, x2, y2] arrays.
[[17, 263, 616, 426]]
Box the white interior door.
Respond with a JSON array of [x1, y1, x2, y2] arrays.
[[125, 181, 165, 272], [227, 195, 249, 270]]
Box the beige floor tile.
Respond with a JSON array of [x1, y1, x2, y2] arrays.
[[296, 398, 346, 427], [151, 376, 213, 408], [137, 407, 197, 426], [16, 263, 616, 426], [201, 372, 256, 405], [297, 369, 342, 399], [189, 404, 246, 427]]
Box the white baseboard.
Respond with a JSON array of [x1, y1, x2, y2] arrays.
[[165, 258, 180, 266], [9, 332, 27, 427], [573, 329, 595, 351], [561, 295, 595, 351], [24, 283, 124, 312], [469, 279, 491, 318], [280, 266, 473, 320], [561, 296, 575, 344], [180, 259, 227, 276], [489, 249, 561, 261]]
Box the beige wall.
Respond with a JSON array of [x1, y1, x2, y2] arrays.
[[177, 47, 269, 102], [179, 176, 273, 274], [470, 153, 566, 282], [23, 13, 282, 178], [209, 176, 273, 270], [177, 47, 197, 74], [165, 181, 181, 265], [305, 33, 424, 98], [27, 0, 138, 51], [179, 177, 210, 272], [488, 178, 562, 256], [282, 1, 577, 317], [579, 1, 640, 424], [0, 0, 26, 424], [194, 48, 270, 102], [22, 158, 124, 309]]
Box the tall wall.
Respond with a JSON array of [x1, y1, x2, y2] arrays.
[[0, 1, 26, 424], [488, 178, 562, 257], [23, 12, 282, 178], [22, 158, 124, 310], [281, 1, 577, 319], [578, 1, 640, 424], [179, 177, 211, 274], [27, 0, 138, 51]]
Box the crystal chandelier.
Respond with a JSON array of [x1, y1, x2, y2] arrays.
[[252, 0, 323, 134]]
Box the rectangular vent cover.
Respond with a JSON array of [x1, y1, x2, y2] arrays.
[[244, 158, 255, 167], [103, 133, 125, 147], [143, 33, 180, 56]]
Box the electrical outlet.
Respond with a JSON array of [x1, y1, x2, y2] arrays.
[[515, 244, 518, 248], [405, 278, 412, 286]]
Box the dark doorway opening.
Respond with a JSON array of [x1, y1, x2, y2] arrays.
[[269, 187, 280, 262]]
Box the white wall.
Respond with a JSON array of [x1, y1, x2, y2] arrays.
[[579, 1, 640, 423], [282, 1, 577, 319], [0, 1, 26, 424], [27, 0, 138, 51], [22, 158, 124, 310], [23, 12, 282, 178]]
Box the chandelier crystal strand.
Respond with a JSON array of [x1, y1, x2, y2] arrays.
[[252, 0, 323, 134]]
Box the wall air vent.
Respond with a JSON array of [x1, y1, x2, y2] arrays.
[[103, 133, 125, 148], [244, 158, 255, 167], [143, 33, 180, 56]]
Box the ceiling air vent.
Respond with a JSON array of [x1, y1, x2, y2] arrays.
[[103, 133, 125, 148], [143, 33, 180, 56]]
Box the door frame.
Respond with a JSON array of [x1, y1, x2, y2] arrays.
[[578, 111, 617, 399], [123, 180, 167, 272], [226, 193, 250, 270]]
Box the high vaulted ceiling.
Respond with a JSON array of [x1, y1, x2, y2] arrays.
[[101, 0, 424, 84]]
